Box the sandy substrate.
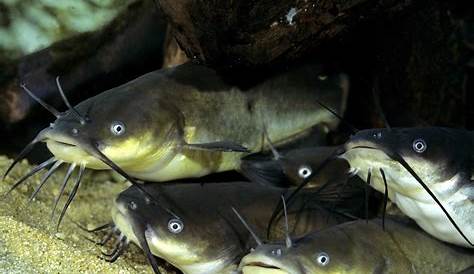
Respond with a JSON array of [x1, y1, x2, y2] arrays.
[[0, 156, 161, 273]]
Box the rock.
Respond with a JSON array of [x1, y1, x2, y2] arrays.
[[0, 0, 167, 125], [158, 0, 415, 68]]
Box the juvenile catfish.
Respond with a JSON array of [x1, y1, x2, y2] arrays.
[[107, 181, 354, 274], [240, 146, 352, 189], [239, 218, 474, 274], [4, 62, 348, 223], [339, 127, 474, 248]]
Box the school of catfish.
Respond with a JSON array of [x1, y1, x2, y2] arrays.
[[3, 61, 474, 274]]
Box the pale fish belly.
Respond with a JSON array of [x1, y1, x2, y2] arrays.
[[393, 188, 473, 248], [146, 228, 237, 274], [354, 162, 474, 247], [128, 152, 242, 182]]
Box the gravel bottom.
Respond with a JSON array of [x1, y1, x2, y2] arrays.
[[0, 156, 162, 274]]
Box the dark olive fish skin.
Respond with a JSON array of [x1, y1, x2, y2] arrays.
[[239, 218, 474, 274], [111, 182, 353, 274], [3, 62, 348, 228], [43, 62, 348, 181], [340, 127, 474, 247]]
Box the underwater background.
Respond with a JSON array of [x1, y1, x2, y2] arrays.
[[0, 0, 473, 273]]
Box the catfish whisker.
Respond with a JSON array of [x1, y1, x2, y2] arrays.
[[83, 223, 114, 233], [365, 169, 372, 223], [98, 227, 118, 246], [103, 239, 129, 263], [3, 135, 46, 180], [4, 157, 56, 197], [70, 219, 113, 233], [56, 163, 85, 231], [51, 163, 76, 220], [385, 149, 473, 246], [102, 234, 125, 257], [280, 196, 292, 248], [135, 224, 162, 274], [266, 155, 337, 238], [81, 224, 118, 246], [99, 232, 128, 263], [380, 168, 389, 230], [314, 97, 358, 133], [232, 207, 263, 246], [55, 76, 87, 124], [347, 167, 359, 177], [20, 83, 61, 118], [262, 125, 282, 160], [85, 142, 180, 219], [70, 221, 115, 245], [28, 160, 63, 203], [352, 145, 474, 246]]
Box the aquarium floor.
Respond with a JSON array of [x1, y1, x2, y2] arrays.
[[0, 156, 160, 273]]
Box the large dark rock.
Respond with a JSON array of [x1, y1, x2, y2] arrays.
[[158, 0, 415, 68], [0, 0, 167, 125]]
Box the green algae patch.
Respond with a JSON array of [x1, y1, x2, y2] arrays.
[[0, 156, 155, 273]]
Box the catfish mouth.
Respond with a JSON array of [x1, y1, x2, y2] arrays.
[[48, 139, 77, 148], [245, 262, 283, 269], [240, 261, 290, 274], [45, 138, 108, 169], [239, 255, 293, 274]]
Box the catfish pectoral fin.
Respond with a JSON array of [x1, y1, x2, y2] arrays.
[[184, 141, 250, 152], [239, 160, 289, 188]]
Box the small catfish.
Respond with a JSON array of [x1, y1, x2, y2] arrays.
[[104, 181, 355, 274], [339, 127, 474, 248], [240, 143, 371, 236], [3, 62, 348, 226], [239, 218, 474, 274], [240, 145, 352, 189]]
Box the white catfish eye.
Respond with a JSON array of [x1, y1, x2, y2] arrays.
[[110, 121, 125, 136], [168, 219, 184, 234], [298, 165, 312, 179], [316, 252, 330, 266], [412, 138, 427, 153]]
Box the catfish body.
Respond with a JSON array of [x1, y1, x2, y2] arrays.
[[339, 127, 474, 247], [240, 146, 351, 188], [239, 218, 474, 274], [40, 62, 348, 182], [112, 181, 353, 274]]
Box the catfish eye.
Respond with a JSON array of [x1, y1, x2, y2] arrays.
[[298, 165, 312, 179], [168, 219, 184, 234], [412, 138, 426, 153], [128, 201, 137, 210], [110, 121, 125, 136], [316, 252, 330, 266]]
